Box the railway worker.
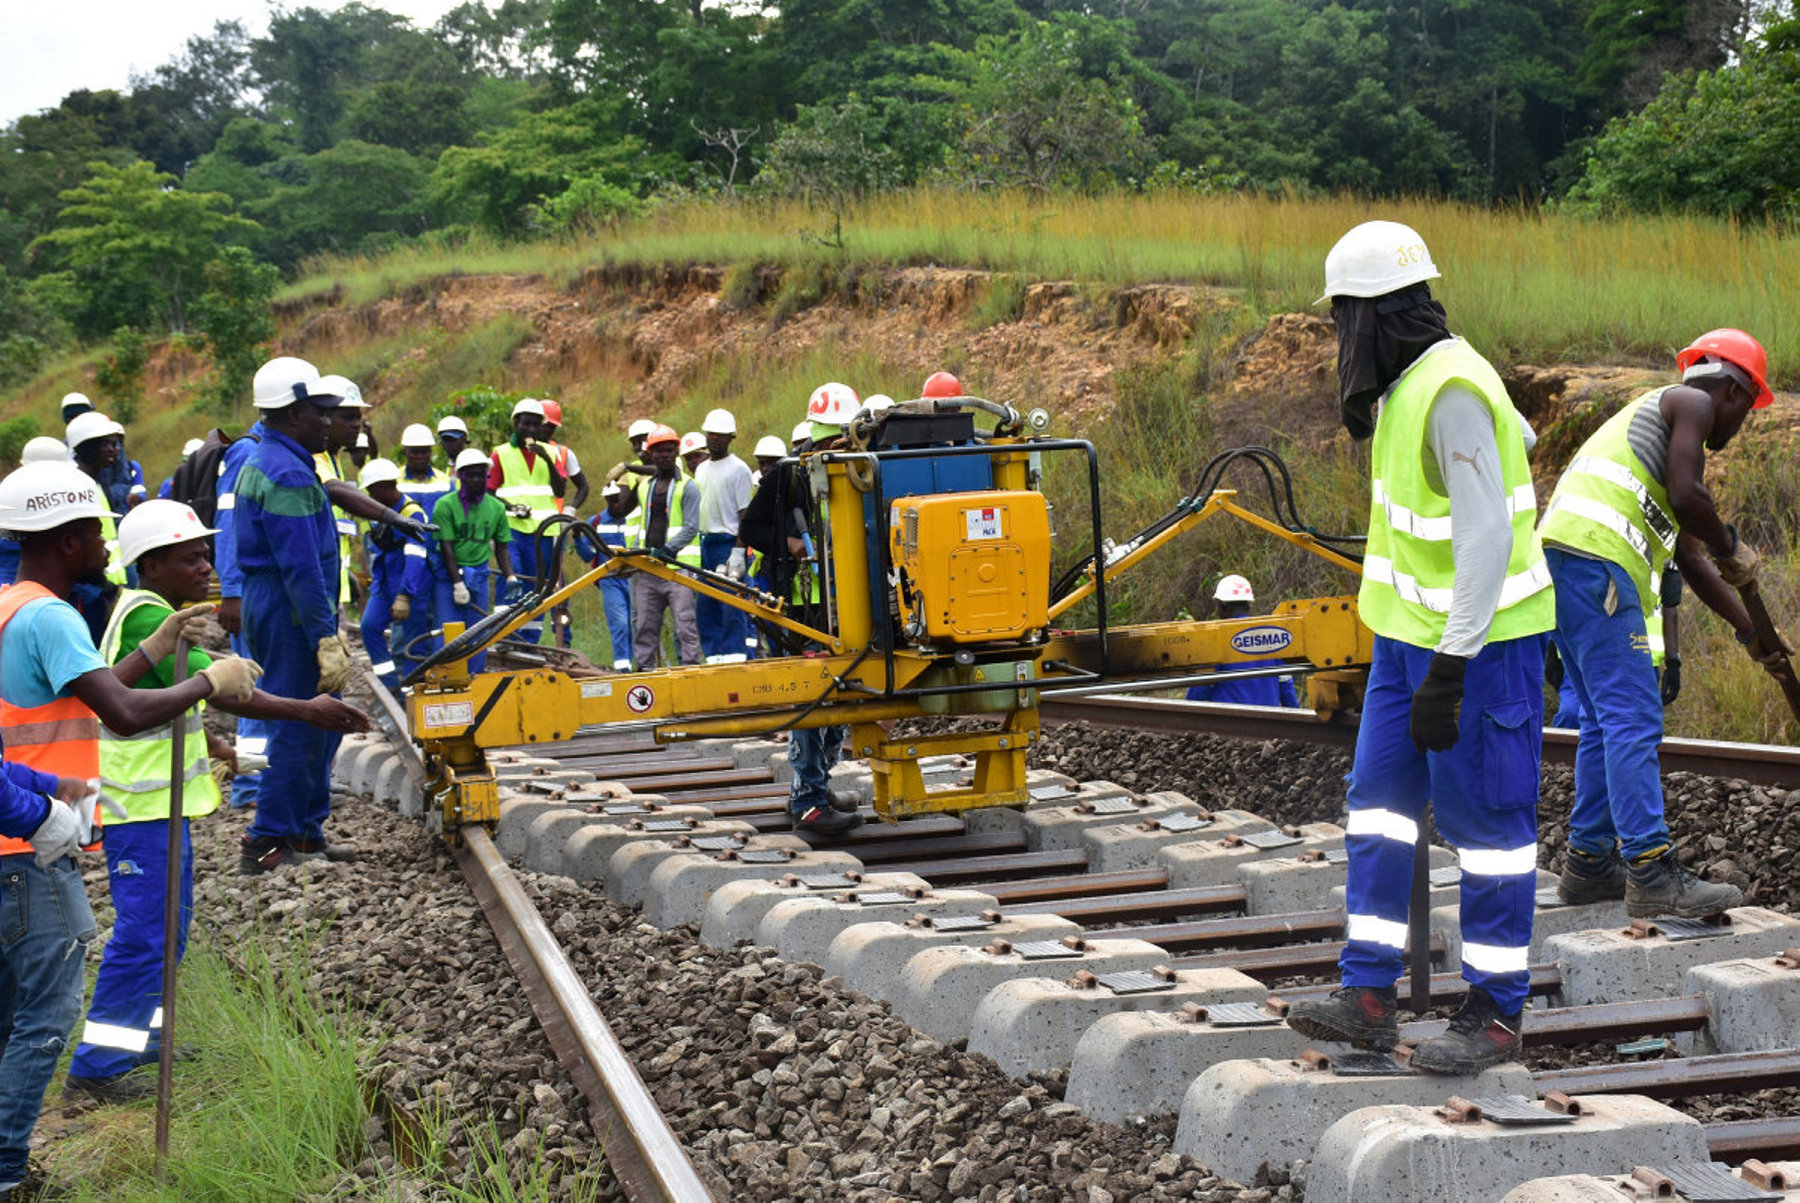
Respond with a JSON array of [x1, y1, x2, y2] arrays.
[[233, 358, 359, 874], [789, 420, 811, 453], [157, 438, 205, 500], [357, 459, 432, 692], [627, 417, 655, 462], [1185, 575, 1301, 708], [693, 408, 755, 664], [61, 393, 135, 517], [436, 414, 470, 466], [348, 431, 373, 472], [400, 422, 455, 663], [65, 501, 367, 1104], [0, 439, 76, 588], [65, 410, 131, 643], [0, 461, 259, 1158], [435, 447, 516, 675], [488, 398, 566, 644], [751, 435, 786, 487], [1541, 329, 1781, 917], [584, 482, 638, 670], [921, 370, 963, 399], [539, 400, 591, 515], [1285, 220, 1554, 1073], [630, 425, 702, 667], [679, 431, 707, 477], [315, 374, 369, 611]]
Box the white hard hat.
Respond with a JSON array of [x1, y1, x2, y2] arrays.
[[117, 499, 218, 567], [753, 435, 786, 459], [601, 481, 623, 499], [318, 374, 366, 408], [436, 415, 468, 435], [454, 448, 490, 472], [0, 461, 117, 532], [678, 431, 705, 456], [20, 436, 72, 465], [1214, 574, 1256, 603], [354, 432, 371, 449], [627, 418, 656, 439], [807, 382, 860, 425], [181, 437, 205, 457], [358, 457, 402, 488], [863, 394, 895, 412], [59, 392, 93, 420], [790, 420, 812, 445], [400, 423, 435, 448], [511, 398, 545, 419], [1317, 220, 1439, 305], [700, 408, 737, 435], [253, 356, 342, 409], [65, 411, 125, 449]]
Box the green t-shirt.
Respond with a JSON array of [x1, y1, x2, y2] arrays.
[[117, 600, 215, 685], [432, 492, 512, 567]]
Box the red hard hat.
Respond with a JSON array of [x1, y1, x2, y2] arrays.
[[1677, 328, 1773, 409], [540, 399, 563, 426], [922, 371, 963, 399], [643, 423, 680, 448]]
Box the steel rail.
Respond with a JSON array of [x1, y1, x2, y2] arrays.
[[1539, 1048, 1800, 1100], [1707, 1118, 1800, 1162], [1039, 695, 1800, 787]]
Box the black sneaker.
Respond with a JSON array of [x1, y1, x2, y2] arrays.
[[62, 1068, 155, 1106], [239, 835, 320, 875], [1625, 848, 1742, 918], [1558, 847, 1626, 904], [1285, 985, 1399, 1050], [286, 835, 359, 863], [793, 804, 863, 837], [1409, 987, 1522, 1073]]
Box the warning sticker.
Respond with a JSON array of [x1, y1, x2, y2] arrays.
[[421, 702, 474, 729], [965, 506, 1004, 541], [625, 683, 656, 713]]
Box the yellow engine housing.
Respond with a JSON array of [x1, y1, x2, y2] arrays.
[[890, 490, 1051, 644]]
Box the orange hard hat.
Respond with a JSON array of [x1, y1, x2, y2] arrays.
[[540, 399, 563, 426], [643, 423, 680, 448], [921, 371, 963, 399], [1677, 328, 1773, 409]]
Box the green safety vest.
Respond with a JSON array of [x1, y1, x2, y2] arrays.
[[97, 589, 220, 822], [633, 475, 702, 567], [1538, 389, 1678, 620], [494, 443, 558, 535], [1360, 339, 1555, 648]]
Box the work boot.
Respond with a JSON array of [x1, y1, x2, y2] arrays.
[[62, 1068, 155, 1106], [1557, 847, 1626, 905], [1284, 985, 1399, 1050], [793, 803, 863, 838], [238, 834, 321, 876], [1409, 987, 1522, 1073], [827, 788, 863, 815], [1625, 849, 1742, 918], [286, 835, 360, 863], [0, 1162, 68, 1201]]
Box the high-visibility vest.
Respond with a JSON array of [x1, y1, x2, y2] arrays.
[[1359, 339, 1555, 648], [314, 450, 355, 605], [548, 442, 574, 512], [494, 443, 558, 535], [0, 581, 104, 855], [99, 509, 126, 586], [633, 475, 702, 567], [1539, 389, 1678, 619], [96, 589, 219, 822]]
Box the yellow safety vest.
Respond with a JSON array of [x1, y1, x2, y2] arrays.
[[632, 475, 703, 567], [314, 450, 354, 606], [494, 443, 558, 535], [97, 589, 219, 822]]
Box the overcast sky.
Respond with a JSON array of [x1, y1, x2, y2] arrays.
[[2, 0, 468, 126]]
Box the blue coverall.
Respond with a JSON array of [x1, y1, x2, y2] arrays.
[[360, 500, 432, 691], [399, 469, 452, 667], [215, 423, 268, 809], [584, 512, 635, 670], [1185, 659, 1300, 707], [234, 428, 342, 847]]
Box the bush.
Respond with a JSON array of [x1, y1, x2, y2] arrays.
[[433, 385, 530, 452], [0, 417, 39, 467]]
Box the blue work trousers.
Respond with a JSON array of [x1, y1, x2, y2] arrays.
[[68, 821, 192, 1081], [0, 854, 95, 1184], [788, 725, 847, 816], [1340, 633, 1546, 1014], [435, 565, 492, 674], [396, 588, 436, 677], [242, 574, 336, 845], [360, 582, 403, 692], [1546, 547, 1668, 861], [509, 534, 549, 643], [697, 533, 749, 662], [228, 628, 267, 810], [598, 576, 634, 670]]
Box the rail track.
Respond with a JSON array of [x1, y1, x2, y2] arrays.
[[363, 680, 1800, 1197]]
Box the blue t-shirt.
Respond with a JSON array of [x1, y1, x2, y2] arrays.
[[0, 597, 108, 709]]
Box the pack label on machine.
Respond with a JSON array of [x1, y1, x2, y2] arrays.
[[964, 506, 1004, 541], [421, 702, 474, 729]]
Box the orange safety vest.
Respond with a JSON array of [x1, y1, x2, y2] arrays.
[[0, 581, 104, 856]]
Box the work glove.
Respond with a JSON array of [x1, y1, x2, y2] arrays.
[[1714, 525, 1761, 588], [200, 655, 264, 703], [392, 515, 437, 542], [452, 581, 472, 607], [1746, 627, 1797, 670], [726, 547, 747, 581], [71, 780, 124, 849], [29, 795, 84, 868], [606, 461, 632, 484], [235, 749, 271, 775], [651, 547, 679, 564], [210, 759, 234, 795], [1660, 656, 1682, 707], [391, 594, 412, 621], [506, 503, 533, 520], [139, 602, 216, 665], [1409, 652, 1467, 753], [316, 634, 352, 693]]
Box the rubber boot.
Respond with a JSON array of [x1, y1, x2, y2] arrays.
[[1409, 986, 1522, 1073], [1625, 849, 1742, 918], [1557, 847, 1626, 905], [1285, 985, 1399, 1050]]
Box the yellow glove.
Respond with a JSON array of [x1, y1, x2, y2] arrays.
[[316, 634, 352, 693], [392, 594, 412, 621], [210, 759, 234, 795], [199, 656, 263, 703], [139, 602, 216, 665], [606, 461, 633, 484]]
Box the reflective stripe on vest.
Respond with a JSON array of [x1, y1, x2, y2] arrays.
[[1539, 391, 1680, 618], [100, 510, 126, 586], [633, 476, 702, 566], [96, 589, 220, 822], [0, 582, 104, 855], [1357, 339, 1555, 648], [494, 444, 557, 533]]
